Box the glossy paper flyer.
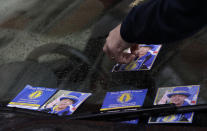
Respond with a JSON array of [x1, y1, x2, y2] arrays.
[[40, 90, 91, 116], [7, 85, 57, 110], [112, 44, 162, 72], [148, 85, 200, 124], [101, 89, 148, 124], [101, 89, 148, 111]]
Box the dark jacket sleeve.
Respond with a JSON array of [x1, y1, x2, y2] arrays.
[[120, 0, 207, 44]]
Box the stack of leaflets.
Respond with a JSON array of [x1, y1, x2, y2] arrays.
[[7, 85, 91, 116], [112, 44, 162, 72], [100, 89, 148, 124], [148, 85, 200, 124]]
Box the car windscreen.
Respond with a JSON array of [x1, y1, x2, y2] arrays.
[[0, 0, 207, 130]]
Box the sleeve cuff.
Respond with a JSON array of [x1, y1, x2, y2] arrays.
[[120, 18, 136, 44]]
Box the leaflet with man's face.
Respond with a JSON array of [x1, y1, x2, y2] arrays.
[[111, 44, 162, 72], [148, 85, 200, 124], [40, 90, 91, 116], [7, 85, 91, 116]]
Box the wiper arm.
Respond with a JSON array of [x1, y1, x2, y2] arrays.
[[68, 104, 207, 121], [1, 103, 207, 122]]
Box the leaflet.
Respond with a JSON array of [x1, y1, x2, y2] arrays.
[[40, 90, 91, 116], [7, 85, 57, 110], [7, 85, 91, 116], [112, 44, 162, 72], [148, 85, 200, 124], [101, 89, 148, 124]]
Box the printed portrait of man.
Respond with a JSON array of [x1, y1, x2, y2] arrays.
[[158, 87, 192, 106], [150, 87, 195, 123], [41, 92, 80, 116], [133, 45, 154, 69], [112, 44, 159, 71]]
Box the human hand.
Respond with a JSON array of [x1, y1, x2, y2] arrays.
[[130, 44, 140, 57], [103, 24, 137, 64]]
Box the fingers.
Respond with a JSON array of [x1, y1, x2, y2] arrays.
[[130, 44, 139, 56], [103, 43, 136, 64], [117, 52, 136, 64], [103, 37, 136, 64], [103, 42, 114, 60], [103, 24, 136, 64]]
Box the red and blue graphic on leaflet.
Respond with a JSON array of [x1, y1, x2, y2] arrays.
[[101, 89, 148, 124], [112, 44, 162, 72], [148, 85, 200, 124], [7, 85, 57, 110]]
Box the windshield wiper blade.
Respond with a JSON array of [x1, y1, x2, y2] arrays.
[[68, 104, 207, 121], [1, 103, 207, 122]]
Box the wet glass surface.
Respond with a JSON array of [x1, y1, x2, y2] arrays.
[[0, 0, 207, 130]]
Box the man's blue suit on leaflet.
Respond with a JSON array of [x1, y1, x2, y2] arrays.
[[150, 87, 196, 123], [118, 52, 153, 71], [120, 0, 207, 44], [41, 105, 74, 116], [155, 101, 192, 122], [46, 106, 73, 116]]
